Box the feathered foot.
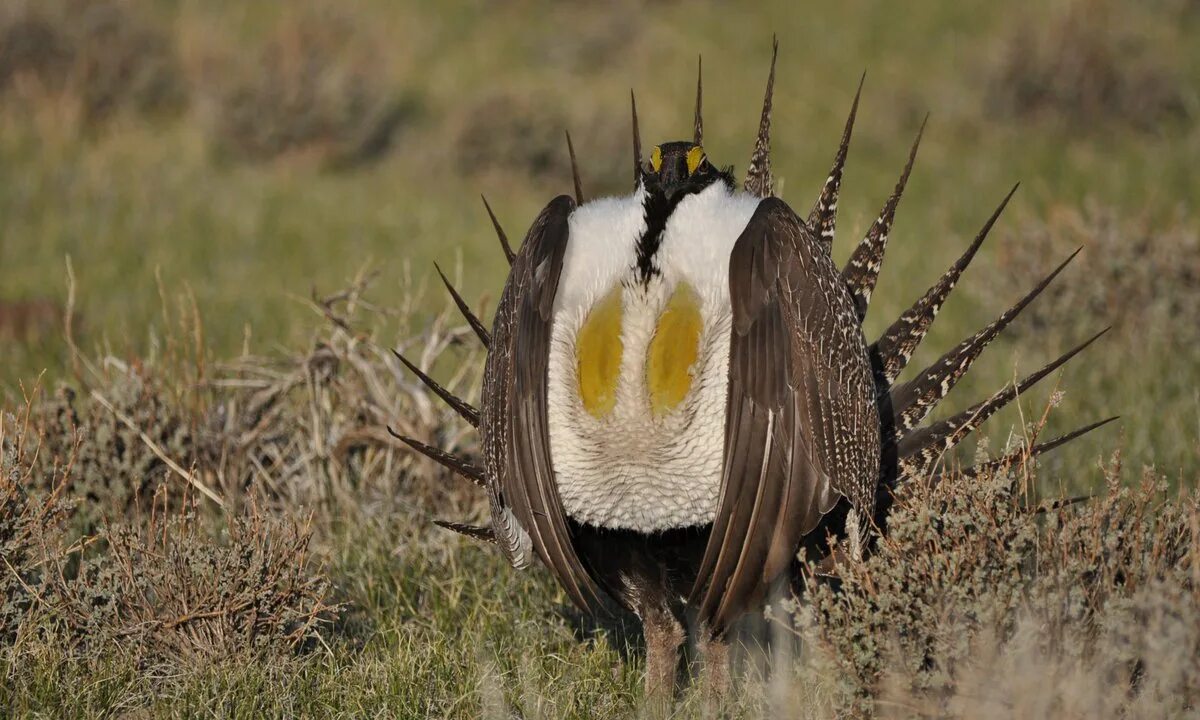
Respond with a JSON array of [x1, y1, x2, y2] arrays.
[[641, 603, 685, 715]]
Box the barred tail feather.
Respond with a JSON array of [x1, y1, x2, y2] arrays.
[[870, 184, 1018, 387], [959, 416, 1119, 479], [842, 115, 926, 320], [888, 248, 1082, 436], [434, 519, 498, 544], [387, 426, 486, 486], [894, 327, 1110, 475], [808, 73, 865, 253], [391, 349, 481, 427], [743, 37, 778, 198], [434, 263, 490, 349]]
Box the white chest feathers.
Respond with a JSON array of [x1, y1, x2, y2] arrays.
[[545, 184, 761, 532]]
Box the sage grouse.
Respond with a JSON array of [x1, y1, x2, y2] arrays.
[[391, 44, 1113, 695]]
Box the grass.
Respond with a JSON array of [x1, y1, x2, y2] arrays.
[[1, 0, 1198, 716]]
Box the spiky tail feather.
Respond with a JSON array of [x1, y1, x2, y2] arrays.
[[841, 115, 925, 320], [481, 195, 515, 265], [565, 130, 584, 205], [870, 184, 1019, 389], [887, 248, 1083, 438], [808, 74, 864, 254], [434, 519, 497, 544], [630, 90, 643, 188], [387, 425, 486, 487], [391, 349, 480, 427], [956, 416, 1119, 479], [892, 328, 1110, 479], [743, 37, 778, 198], [693, 55, 704, 145], [434, 263, 490, 349]]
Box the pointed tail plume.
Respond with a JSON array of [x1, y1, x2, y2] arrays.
[[894, 327, 1109, 476], [434, 519, 498, 544], [434, 263, 490, 349], [392, 349, 480, 427], [958, 416, 1119, 479], [888, 248, 1082, 436], [871, 184, 1019, 388], [565, 130, 584, 205], [631, 90, 643, 188], [842, 115, 926, 320], [694, 55, 704, 145], [481, 195, 515, 265], [744, 37, 778, 198], [808, 73, 865, 253], [388, 426, 486, 487]]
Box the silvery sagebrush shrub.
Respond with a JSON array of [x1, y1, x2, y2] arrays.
[[1, 403, 74, 644], [44, 496, 338, 671], [0, 0, 185, 127], [792, 449, 1199, 718]]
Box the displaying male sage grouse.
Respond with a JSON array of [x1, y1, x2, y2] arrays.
[[390, 43, 1113, 696]]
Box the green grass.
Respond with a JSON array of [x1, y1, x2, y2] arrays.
[[0, 511, 654, 718]]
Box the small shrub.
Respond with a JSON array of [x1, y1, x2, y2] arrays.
[[794, 456, 1199, 717], [453, 89, 631, 196], [0, 401, 74, 644], [0, 0, 185, 127], [985, 203, 1200, 344], [22, 376, 205, 532], [205, 11, 414, 167], [47, 500, 337, 670], [986, 0, 1189, 129]]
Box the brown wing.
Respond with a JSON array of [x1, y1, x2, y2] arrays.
[[481, 195, 608, 614], [691, 197, 879, 632]]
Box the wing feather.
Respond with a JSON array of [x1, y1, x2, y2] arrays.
[[483, 195, 607, 613], [692, 198, 879, 633]]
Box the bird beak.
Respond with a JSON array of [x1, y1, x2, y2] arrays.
[[658, 156, 693, 200]]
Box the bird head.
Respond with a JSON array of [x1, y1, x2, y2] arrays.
[[642, 141, 733, 202]]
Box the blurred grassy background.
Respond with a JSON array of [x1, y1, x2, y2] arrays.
[[1, 0, 1198, 480]]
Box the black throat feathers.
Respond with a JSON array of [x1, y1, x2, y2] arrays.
[[634, 172, 734, 284]]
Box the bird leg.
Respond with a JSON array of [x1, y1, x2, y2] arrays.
[[640, 602, 685, 711], [846, 507, 866, 562], [698, 629, 731, 703]]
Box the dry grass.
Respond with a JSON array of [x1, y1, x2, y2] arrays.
[[13, 270, 483, 527]]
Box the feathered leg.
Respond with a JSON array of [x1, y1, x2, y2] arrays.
[[698, 629, 730, 704], [641, 601, 685, 713]]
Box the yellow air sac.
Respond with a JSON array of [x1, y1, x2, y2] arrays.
[[576, 286, 624, 418], [646, 283, 702, 416]]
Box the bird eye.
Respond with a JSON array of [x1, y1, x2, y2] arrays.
[[650, 146, 662, 173], [686, 146, 706, 174]]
